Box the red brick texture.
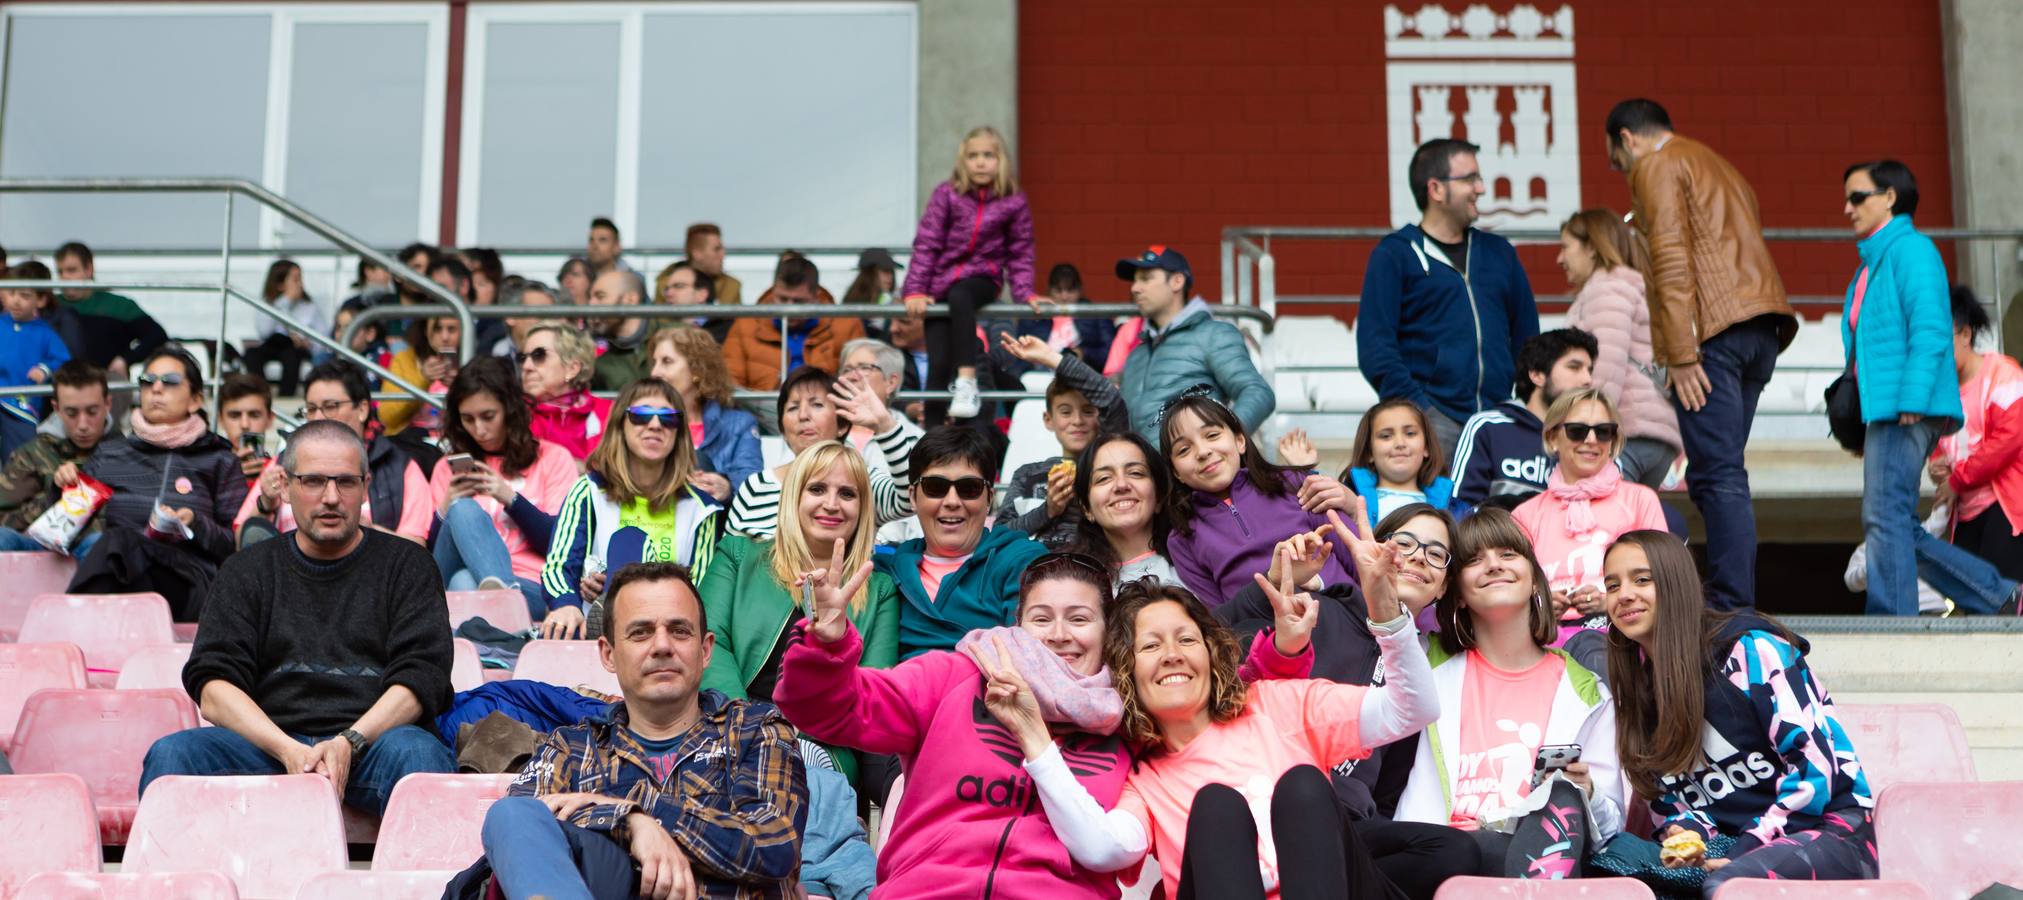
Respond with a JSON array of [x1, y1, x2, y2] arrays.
[[1016, 0, 1952, 319]]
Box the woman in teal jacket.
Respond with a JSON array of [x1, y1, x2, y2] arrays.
[[699, 440, 899, 782], [1842, 159, 1965, 616]]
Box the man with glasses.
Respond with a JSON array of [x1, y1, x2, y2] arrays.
[[1358, 137, 1540, 463], [142, 419, 456, 818], [879, 426, 1048, 659], [659, 259, 733, 345], [1606, 98, 1797, 611], [236, 360, 433, 546]]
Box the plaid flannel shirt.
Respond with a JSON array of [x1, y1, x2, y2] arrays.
[[508, 690, 808, 899]]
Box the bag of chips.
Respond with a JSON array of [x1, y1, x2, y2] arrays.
[[27, 474, 113, 554]]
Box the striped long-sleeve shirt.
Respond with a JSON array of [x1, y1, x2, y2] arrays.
[[509, 693, 808, 898], [728, 421, 920, 539]]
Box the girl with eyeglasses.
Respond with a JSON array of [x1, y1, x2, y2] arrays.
[[728, 366, 918, 542], [520, 323, 611, 465], [429, 357, 581, 621], [65, 346, 249, 621], [698, 441, 898, 784], [1602, 531, 1876, 891], [539, 378, 721, 640], [1160, 395, 1360, 606], [1341, 398, 1465, 522], [1396, 508, 1626, 878], [647, 324, 762, 501], [1512, 387, 1667, 670]]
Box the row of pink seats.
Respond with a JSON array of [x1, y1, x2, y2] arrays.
[[0, 552, 80, 641], [0, 772, 511, 899]]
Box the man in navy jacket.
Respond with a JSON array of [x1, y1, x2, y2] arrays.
[[1357, 138, 1540, 462]]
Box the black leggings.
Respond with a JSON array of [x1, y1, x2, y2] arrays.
[[1178, 765, 1469, 900], [1465, 779, 1591, 878], [922, 276, 998, 423], [243, 333, 309, 395]]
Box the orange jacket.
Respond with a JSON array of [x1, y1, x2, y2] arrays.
[[722, 315, 866, 391]]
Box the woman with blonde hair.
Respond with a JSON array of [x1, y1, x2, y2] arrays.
[[901, 125, 1040, 422], [539, 377, 721, 639], [699, 440, 899, 781], [520, 323, 610, 464], [1559, 208, 1682, 489], [647, 324, 762, 500]]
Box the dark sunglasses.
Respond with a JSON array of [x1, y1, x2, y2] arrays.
[[625, 405, 682, 429], [1847, 189, 1890, 207], [515, 347, 552, 366], [916, 475, 990, 501], [1559, 422, 1620, 444], [136, 372, 186, 388]]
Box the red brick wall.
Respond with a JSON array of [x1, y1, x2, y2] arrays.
[[1018, 0, 1952, 318]]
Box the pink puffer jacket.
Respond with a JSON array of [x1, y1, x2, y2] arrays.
[[902, 182, 1037, 302], [1568, 267, 1682, 452]]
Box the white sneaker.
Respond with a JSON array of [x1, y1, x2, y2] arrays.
[[478, 576, 512, 593], [948, 376, 981, 419]]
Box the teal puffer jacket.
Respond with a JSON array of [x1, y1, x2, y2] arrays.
[[1842, 216, 1964, 425]]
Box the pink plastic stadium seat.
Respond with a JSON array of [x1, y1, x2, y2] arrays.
[[450, 638, 483, 692], [373, 773, 515, 871], [126, 774, 347, 900], [292, 870, 459, 900], [0, 641, 87, 749], [514, 640, 620, 695], [1435, 877, 1658, 900], [16, 870, 242, 899], [172, 623, 199, 643], [18, 594, 174, 687], [446, 589, 533, 633], [114, 643, 194, 691], [1878, 781, 2023, 900], [0, 773, 102, 896], [1836, 703, 1976, 792], [9, 688, 200, 845], [0, 552, 80, 639], [1714, 879, 1932, 900]]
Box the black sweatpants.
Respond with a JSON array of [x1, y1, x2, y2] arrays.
[[922, 275, 998, 424]]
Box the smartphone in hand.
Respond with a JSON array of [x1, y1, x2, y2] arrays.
[[1531, 743, 1583, 788]]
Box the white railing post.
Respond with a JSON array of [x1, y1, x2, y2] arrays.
[[1258, 252, 1277, 319], [1220, 238, 1236, 304]]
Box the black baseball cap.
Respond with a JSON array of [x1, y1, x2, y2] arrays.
[[857, 248, 903, 272], [1116, 245, 1192, 292]]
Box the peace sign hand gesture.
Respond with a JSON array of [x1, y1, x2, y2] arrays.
[[1251, 544, 1319, 657], [1332, 497, 1404, 624], [964, 635, 1052, 759], [796, 537, 873, 644]]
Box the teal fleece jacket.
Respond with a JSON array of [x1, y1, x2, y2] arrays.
[[1842, 216, 1965, 425], [876, 524, 1049, 659]]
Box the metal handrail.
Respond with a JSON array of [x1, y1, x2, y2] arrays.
[[1, 279, 440, 408], [0, 178, 476, 360]]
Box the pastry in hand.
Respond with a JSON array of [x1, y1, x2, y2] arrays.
[[1659, 829, 1706, 867]]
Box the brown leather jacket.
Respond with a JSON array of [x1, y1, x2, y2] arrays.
[[1628, 135, 1797, 365]]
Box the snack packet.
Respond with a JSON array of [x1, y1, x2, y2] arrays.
[[27, 474, 113, 554]]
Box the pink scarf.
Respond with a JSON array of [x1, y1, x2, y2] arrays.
[[128, 409, 209, 449], [956, 626, 1123, 733], [1546, 461, 1623, 536]]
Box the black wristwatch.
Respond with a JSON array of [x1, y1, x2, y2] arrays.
[[338, 728, 368, 756]]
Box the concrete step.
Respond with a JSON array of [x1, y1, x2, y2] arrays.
[[1803, 632, 2023, 692]]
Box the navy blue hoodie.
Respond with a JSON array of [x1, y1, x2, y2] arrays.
[[1356, 225, 1539, 423], [1449, 399, 1552, 507]]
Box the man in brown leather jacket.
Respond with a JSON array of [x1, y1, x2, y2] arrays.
[[1608, 98, 1798, 610]]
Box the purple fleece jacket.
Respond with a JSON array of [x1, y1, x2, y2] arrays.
[[903, 182, 1037, 302], [1166, 469, 1358, 607]]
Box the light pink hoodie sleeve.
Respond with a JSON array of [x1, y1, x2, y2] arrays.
[[772, 619, 969, 756]]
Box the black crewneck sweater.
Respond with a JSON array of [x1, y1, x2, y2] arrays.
[[182, 529, 453, 736]]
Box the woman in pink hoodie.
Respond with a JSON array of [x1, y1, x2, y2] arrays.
[[1559, 209, 1682, 490], [902, 126, 1040, 423], [1513, 388, 1668, 646]]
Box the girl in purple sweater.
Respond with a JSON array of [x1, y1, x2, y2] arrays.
[[1162, 396, 1360, 605], [902, 126, 1040, 423]]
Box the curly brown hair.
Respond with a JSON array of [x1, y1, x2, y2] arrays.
[[1103, 577, 1249, 751], [646, 325, 735, 407]]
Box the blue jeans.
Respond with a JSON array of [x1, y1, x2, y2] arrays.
[[434, 498, 544, 620], [1863, 419, 2019, 615], [0, 526, 101, 559], [1673, 316, 1781, 610], [138, 723, 454, 818], [481, 795, 637, 900]]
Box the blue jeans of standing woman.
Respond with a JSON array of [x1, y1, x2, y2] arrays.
[[435, 498, 545, 620], [1863, 418, 2019, 615]]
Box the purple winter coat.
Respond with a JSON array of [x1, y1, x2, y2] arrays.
[[1166, 469, 1359, 607], [902, 182, 1038, 302]]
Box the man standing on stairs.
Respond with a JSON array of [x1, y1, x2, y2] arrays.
[[1607, 98, 1797, 611], [1358, 138, 1540, 465]]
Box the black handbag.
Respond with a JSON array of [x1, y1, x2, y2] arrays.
[[1825, 364, 1865, 452]]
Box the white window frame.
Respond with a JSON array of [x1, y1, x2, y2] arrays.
[[0, 2, 447, 250], [456, 1, 917, 249]]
